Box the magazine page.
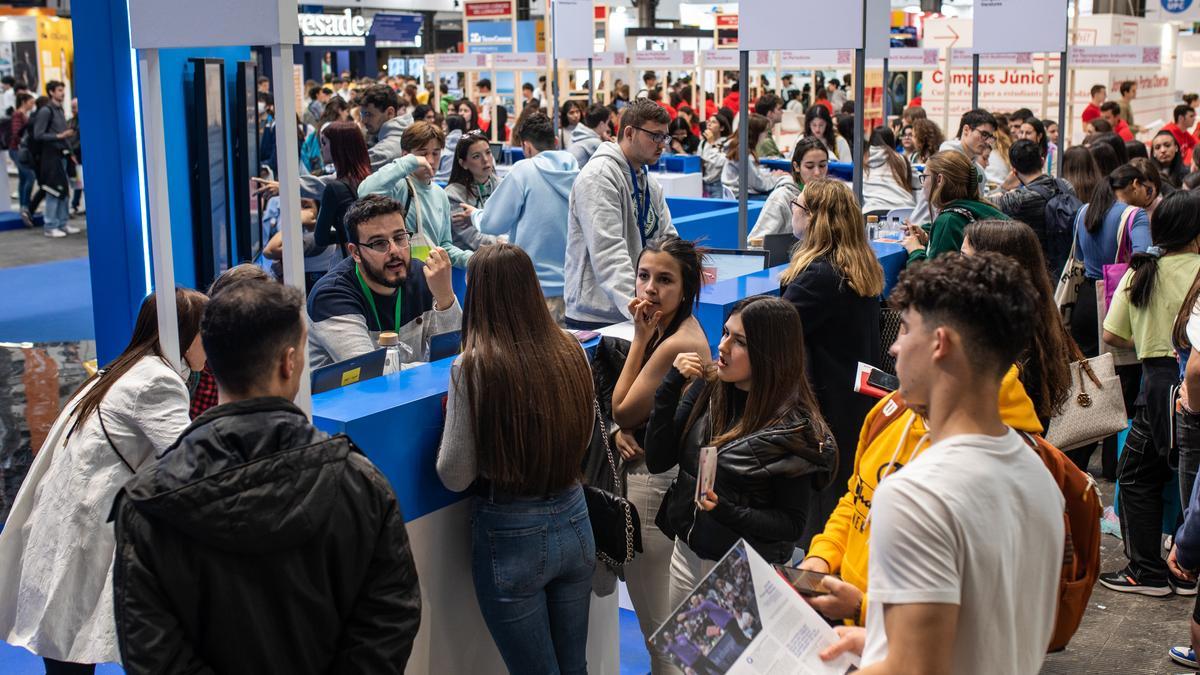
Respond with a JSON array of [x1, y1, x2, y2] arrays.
[[650, 540, 858, 674]]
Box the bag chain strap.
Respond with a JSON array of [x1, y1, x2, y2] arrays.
[[594, 399, 635, 566]]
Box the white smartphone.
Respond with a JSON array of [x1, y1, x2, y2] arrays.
[[695, 446, 717, 505]]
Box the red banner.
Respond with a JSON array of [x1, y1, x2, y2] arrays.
[[715, 13, 738, 28], [465, 1, 512, 18]]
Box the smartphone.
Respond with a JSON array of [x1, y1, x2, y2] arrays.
[[774, 566, 832, 597], [695, 446, 717, 504], [573, 330, 600, 342]]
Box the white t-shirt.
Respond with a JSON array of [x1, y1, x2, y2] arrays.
[[861, 429, 1064, 675]]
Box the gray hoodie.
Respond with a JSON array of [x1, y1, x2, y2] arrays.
[[750, 180, 800, 240], [565, 141, 677, 324], [569, 125, 603, 169]]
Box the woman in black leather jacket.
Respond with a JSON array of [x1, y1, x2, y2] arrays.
[[644, 295, 836, 610]]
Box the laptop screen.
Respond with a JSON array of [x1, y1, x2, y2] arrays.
[[704, 250, 770, 282]]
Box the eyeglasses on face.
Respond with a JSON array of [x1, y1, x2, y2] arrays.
[[630, 125, 671, 145], [358, 231, 414, 253], [790, 200, 810, 215]]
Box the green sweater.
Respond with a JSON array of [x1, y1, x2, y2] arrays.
[[907, 199, 1009, 264]]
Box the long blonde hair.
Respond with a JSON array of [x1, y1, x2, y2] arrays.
[[780, 179, 884, 298]]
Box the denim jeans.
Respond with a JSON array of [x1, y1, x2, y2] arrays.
[[43, 158, 69, 231], [8, 149, 33, 210], [471, 482, 595, 675], [1177, 409, 1200, 523]]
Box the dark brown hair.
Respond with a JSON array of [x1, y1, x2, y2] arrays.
[[461, 243, 594, 495], [910, 118, 943, 163], [1061, 145, 1101, 204], [69, 288, 209, 438], [964, 220, 1075, 420], [636, 236, 706, 358], [1084, 163, 1145, 234], [726, 113, 771, 162], [1130, 191, 1200, 309], [686, 296, 829, 447]]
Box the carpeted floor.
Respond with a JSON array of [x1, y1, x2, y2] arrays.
[[0, 257, 93, 343]]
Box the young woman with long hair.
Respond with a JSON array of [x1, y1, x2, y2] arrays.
[[898, 124, 916, 159], [750, 137, 829, 240], [608, 236, 711, 674], [1089, 141, 1122, 177], [436, 243, 596, 674], [861, 126, 915, 216], [644, 296, 835, 606], [699, 112, 733, 198], [1152, 130, 1189, 190], [314, 121, 372, 258], [1062, 145, 1102, 203], [666, 117, 699, 156], [1099, 190, 1200, 596], [779, 178, 884, 546], [559, 99, 583, 149], [0, 289, 208, 675], [720, 113, 791, 199], [1131, 156, 1169, 217], [804, 104, 852, 161], [961, 220, 1075, 429], [455, 98, 482, 133], [903, 149, 1008, 263], [445, 131, 500, 251], [909, 118, 944, 165]]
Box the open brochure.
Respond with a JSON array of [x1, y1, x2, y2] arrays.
[[650, 540, 859, 675]]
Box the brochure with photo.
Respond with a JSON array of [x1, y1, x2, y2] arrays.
[[650, 540, 859, 674]]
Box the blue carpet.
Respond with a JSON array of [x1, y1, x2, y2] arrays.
[[0, 257, 94, 342], [0, 610, 650, 674]]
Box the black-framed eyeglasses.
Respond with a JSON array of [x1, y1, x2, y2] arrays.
[[357, 231, 414, 253], [918, 172, 935, 184], [630, 125, 671, 146], [790, 200, 810, 215], [976, 129, 996, 142]]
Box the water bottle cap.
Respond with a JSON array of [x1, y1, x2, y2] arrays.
[[378, 331, 400, 346]]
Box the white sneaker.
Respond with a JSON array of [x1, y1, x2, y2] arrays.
[[43, 228, 66, 238], [62, 224, 81, 234]]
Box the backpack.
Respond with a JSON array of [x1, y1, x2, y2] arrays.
[[1028, 179, 1084, 273], [0, 113, 13, 150], [861, 394, 1100, 653]]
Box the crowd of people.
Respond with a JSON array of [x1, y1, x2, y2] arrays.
[[9, 65, 1200, 675]]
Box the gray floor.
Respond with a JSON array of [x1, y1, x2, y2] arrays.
[[1041, 469, 1195, 674], [0, 212, 88, 269]]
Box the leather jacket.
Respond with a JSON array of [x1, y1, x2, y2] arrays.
[[644, 367, 837, 563]]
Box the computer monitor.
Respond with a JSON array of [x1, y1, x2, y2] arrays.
[[762, 234, 799, 267], [703, 249, 771, 282], [428, 330, 462, 362], [311, 348, 387, 394]]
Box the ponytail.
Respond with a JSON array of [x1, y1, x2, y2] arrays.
[[1127, 246, 1164, 308], [1086, 164, 1144, 234], [1129, 191, 1200, 309]]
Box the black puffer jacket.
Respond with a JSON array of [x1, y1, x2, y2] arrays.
[[111, 397, 421, 675], [644, 367, 836, 563]]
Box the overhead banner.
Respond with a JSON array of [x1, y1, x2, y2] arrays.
[[492, 51, 548, 69], [634, 49, 696, 67], [949, 49, 1034, 67], [973, 0, 1067, 54], [740, 0, 863, 51], [551, 0, 594, 61], [566, 51, 626, 68], [865, 0, 891, 59], [1069, 45, 1162, 67], [781, 50, 854, 67], [888, 48, 940, 68], [464, 0, 513, 18], [428, 53, 492, 70]]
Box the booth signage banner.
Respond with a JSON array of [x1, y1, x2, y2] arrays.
[[865, 0, 891, 59], [567, 51, 626, 68], [740, 0, 863, 51], [949, 49, 1033, 67], [552, 0, 596, 61], [888, 47, 940, 68], [1069, 45, 1162, 67], [429, 53, 492, 70], [1183, 49, 1200, 69], [973, 0, 1067, 55], [780, 50, 854, 67], [715, 13, 738, 28], [370, 13, 423, 46], [465, 0, 513, 18], [492, 52, 548, 69], [635, 49, 695, 67], [702, 49, 741, 67]]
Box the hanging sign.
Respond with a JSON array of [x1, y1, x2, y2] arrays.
[[740, 0, 863, 51], [492, 52, 548, 69], [1069, 45, 1162, 67], [950, 49, 1034, 67], [552, 0, 595, 61], [973, 0, 1067, 55], [428, 53, 492, 70], [465, 1, 514, 19], [567, 51, 626, 68], [888, 48, 941, 68], [635, 50, 696, 67], [780, 50, 854, 67]]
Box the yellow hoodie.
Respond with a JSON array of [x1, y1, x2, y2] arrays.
[[805, 366, 1043, 625]]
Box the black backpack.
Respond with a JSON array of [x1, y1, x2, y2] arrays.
[[0, 114, 13, 150], [1028, 179, 1083, 273]]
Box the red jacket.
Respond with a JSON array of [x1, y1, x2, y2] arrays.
[[1113, 118, 1134, 142], [1082, 103, 1101, 126], [657, 100, 677, 121], [704, 99, 718, 119], [1163, 122, 1198, 166], [721, 92, 739, 113]]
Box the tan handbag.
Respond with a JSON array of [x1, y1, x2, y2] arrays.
[[1045, 352, 1129, 451]]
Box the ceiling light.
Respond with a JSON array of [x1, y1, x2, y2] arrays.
[[903, 5, 923, 13]]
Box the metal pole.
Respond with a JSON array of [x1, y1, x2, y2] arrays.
[[551, 0, 560, 143], [737, 49, 748, 249], [1057, 51, 1068, 176], [137, 48, 180, 370], [971, 53, 980, 109], [271, 42, 311, 414], [882, 57, 891, 120], [853, 47, 865, 203], [588, 57, 595, 105]]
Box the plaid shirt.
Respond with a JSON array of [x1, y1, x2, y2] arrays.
[[189, 366, 219, 419]]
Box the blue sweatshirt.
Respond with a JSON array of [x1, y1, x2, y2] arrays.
[[357, 155, 472, 269], [474, 150, 579, 297]]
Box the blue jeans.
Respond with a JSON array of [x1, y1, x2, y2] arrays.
[[471, 483, 595, 675], [8, 149, 33, 210]]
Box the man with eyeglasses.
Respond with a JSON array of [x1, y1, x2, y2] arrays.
[[564, 98, 678, 329], [306, 194, 461, 369], [908, 108, 996, 228]]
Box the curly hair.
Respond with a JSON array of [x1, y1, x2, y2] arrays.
[[890, 251, 1037, 377]]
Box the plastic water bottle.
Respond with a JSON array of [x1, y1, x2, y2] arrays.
[[866, 215, 879, 241], [380, 331, 405, 375]]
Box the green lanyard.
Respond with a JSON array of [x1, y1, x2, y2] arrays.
[[355, 264, 403, 333], [474, 180, 492, 206]]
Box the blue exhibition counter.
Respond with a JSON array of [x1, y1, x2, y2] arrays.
[[312, 194, 906, 674]]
